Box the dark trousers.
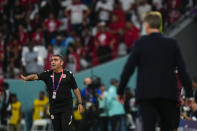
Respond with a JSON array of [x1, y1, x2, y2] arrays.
[[99, 116, 108, 131], [0, 108, 8, 126], [51, 110, 73, 131], [110, 115, 123, 131], [97, 46, 112, 63], [139, 99, 180, 131]]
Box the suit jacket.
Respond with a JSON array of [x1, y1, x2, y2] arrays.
[[118, 33, 193, 102]]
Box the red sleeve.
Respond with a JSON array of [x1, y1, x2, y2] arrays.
[[56, 20, 62, 27], [43, 20, 49, 27]]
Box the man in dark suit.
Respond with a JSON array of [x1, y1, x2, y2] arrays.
[[117, 11, 194, 131]]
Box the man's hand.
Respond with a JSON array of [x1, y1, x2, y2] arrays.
[[78, 104, 84, 113], [20, 74, 38, 82], [20, 75, 27, 82], [117, 95, 125, 104]]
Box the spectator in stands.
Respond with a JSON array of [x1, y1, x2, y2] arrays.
[[23, 43, 41, 74], [119, 0, 135, 13], [13, 0, 26, 31], [117, 39, 127, 57], [0, 0, 8, 14], [88, 0, 99, 26], [107, 78, 125, 131], [33, 43, 47, 67], [112, 2, 126, 30], [0, 31, 5, 77], [75, 39, 89, 69], [32, 91, 49, 121], [31, 27, 44, 45], [109, 13, 124, 57], [51, 35, 67, 57], [45, 44, 54, 70], [0, 82, 11, 126], [30, 13, 43, 32], [9, 94, 23, 131], [137, 0, 152, 23], [65, 44, 80, 73], [94, 22, 115, 63], [81, 27, 93, 62], [17, 24, 29, 46], [152, 0, 163, 11], [98, 84, 108, 131], [43, 12, 61, 45], [167, 0, 181, 26], [58, 9, 68, 34], [7, 38, 21, 78], [124, 21, 139, 51], [66, 0, 90, 32], [0, 13, 11, 34], [95, 0, 113, 24]]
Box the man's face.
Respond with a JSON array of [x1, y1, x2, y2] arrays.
[[39, 93, 44, 100], [99, 85, 105, 92], [50, 56, 63, 70], [11, 96, 17, 103], [84, 77, 92, 86]]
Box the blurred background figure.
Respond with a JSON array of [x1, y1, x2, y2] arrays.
[[0, 82, 11, 127], [9, 94, 23, 131], [23, 43, 42, 75], [32, 91, 49, 121], [81, 76, 101, 131], [94, 22, 115, 64], [98, 84, 108, 131], [107, 78, 125, 131], [124, 87, 136, 130], [66, 0, 90, 32]]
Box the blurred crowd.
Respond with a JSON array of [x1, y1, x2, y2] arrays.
[[0, 0, 196, 79], [1, 76, 197, 131]]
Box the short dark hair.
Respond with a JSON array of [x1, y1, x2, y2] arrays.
[[40, 91, 45, 95], [144, 11, 162, 29], [2, 82, 9, 89], [110, 78, 118, 84], [52, 54, 64, 61], [11, 93, 17, 98]]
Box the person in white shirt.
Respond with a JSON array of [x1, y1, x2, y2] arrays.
[[152, 0, 163, 11], [137, 0, 152, 23], [119, 0, 135, 12], [66, 0, 90, 31], [95, 0, 113, 23]]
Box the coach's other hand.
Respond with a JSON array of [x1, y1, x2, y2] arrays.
[[78, 103, 83, 113]]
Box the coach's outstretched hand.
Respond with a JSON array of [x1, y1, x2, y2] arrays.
[[20, 75, 27, 82], [20, 74, 38, 82]]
